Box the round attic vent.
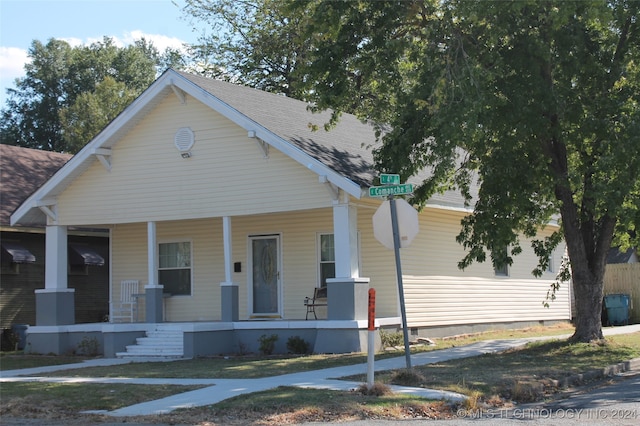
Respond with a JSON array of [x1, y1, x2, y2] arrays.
[[174, 127, 195, 152]]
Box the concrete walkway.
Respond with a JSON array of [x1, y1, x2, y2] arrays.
[[2, 324, 639, 417]]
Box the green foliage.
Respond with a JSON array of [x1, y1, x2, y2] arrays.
[[75, 336, 100, 357], [286, 335, 310, 354], [258, 333, 278, 355], [1, 329, 19, 352], [182, 0, 312, 99], [292, 0, 640, 341], [60, 76, 138, 153], [0, 37, 185, 153], [379, 329, 404, 349]]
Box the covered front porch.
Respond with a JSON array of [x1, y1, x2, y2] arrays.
[[24, 193, 394, 357]]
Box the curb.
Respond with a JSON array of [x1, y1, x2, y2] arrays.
[[550, 357, 640, 388]]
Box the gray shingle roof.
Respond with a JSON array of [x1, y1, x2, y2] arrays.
[[177, 71, 378, 188], [177, 71, 475, 209], [607, 247, 637, 264]]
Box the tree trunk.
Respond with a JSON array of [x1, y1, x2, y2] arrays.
[[570, 267, 605, 342]]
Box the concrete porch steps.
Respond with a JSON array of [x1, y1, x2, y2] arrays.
[[116, 325, 184, 359]]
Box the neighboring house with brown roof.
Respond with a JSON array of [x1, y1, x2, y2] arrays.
[[10, 69, 570, 357], [0, 144, 109, 347]]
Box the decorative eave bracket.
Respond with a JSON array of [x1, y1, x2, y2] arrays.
[[248, 130, 269, 158], [35, 198, 57, 223], [92, 148, 112, 171], [319, 175, 339, 201], [170, 80, 186, 104]]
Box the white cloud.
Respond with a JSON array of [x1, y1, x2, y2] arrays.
[[61, 32, 188, 52], [0, 47, 30, 83], [125, 30, 189, 52]]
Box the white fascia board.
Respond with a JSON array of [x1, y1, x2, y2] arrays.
[[423, 203, 474, 214], [170, 73, 364, 199]]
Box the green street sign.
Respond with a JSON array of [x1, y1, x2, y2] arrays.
[[368, 184, 414, 197], [380, 173, 400, 185]]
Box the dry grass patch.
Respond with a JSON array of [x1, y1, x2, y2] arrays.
[[182, 386, 456, 425], [358, 332, 640, 408]]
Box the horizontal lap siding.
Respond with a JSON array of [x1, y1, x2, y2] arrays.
[[404, 276, 570, 327], [57, 94, 329, 226], [110, 223, 147, 320], [359, 204, 570, 324], [358, 201, 400, 318], [111, 219, 225, 322], [233, 209, 334, 320], [110, 210, 336, 321], [158, 219, 224, 321]]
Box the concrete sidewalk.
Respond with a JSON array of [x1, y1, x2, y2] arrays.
[[2, 324, 639, 417]]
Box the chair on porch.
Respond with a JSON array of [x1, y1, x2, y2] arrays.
[[304, 286, 327, 320], [110, 280, 140, 323]]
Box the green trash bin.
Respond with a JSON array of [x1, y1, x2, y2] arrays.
[[603, 294, 630, 326]]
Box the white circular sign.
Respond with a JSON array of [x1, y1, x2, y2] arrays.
[[372, 199, 419, 250]]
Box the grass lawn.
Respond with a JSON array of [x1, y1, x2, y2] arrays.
[[1, 322, 575, 376], [1, 324, 638, 425], [351, 332, 640, 402]]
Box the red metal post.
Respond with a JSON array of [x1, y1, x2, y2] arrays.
[[368, 288, 376, 331]]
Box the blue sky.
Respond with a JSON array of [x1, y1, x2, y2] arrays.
[[0, 0, 200, 103]]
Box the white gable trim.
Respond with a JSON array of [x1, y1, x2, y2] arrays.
[[11, 70, 363, 226]]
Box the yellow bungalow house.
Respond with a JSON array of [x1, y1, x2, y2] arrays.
[[10, 69, 571, 357]]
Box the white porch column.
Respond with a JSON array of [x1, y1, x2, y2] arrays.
[[45, 225, 68, 289], [327, 193, 370, 321], [145, 221, 164, 322], [222, 216, 233, 284], [147, 221, 158, 286], [35, 225, 75, 325], [220, 216, 239, 321], [332, 195, 359, 278]]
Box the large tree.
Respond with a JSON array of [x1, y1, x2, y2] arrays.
[[181, 0, 313, 98], [291, 0, 639, 342], [1, 37, 184, 153]]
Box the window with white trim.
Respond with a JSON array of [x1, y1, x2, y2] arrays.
[[159, 241, 192, 295], [318, 234, 335, 288]]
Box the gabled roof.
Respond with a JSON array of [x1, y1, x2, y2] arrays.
[[175, 71, 377, 189], [0, 144, 71, 227], [10, 69, 470, 227]]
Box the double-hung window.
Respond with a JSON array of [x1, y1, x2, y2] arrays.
[[159, 241, 192, 295], [318, 234, 335, 288]]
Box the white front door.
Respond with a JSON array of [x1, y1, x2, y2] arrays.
[[249, 235, 281, 317]]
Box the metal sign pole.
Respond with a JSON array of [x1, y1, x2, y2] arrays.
[[389, 195, 412, 369]]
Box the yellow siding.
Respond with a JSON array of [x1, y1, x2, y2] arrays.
[[403, 275, 570, 327], [111, 219, 225, 321], [109, 192, 570, 324], [110, 209, 341, 321], [358, 202, 570, 325], [57, 93, 332, 226], [357, 201, 399, 318]]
